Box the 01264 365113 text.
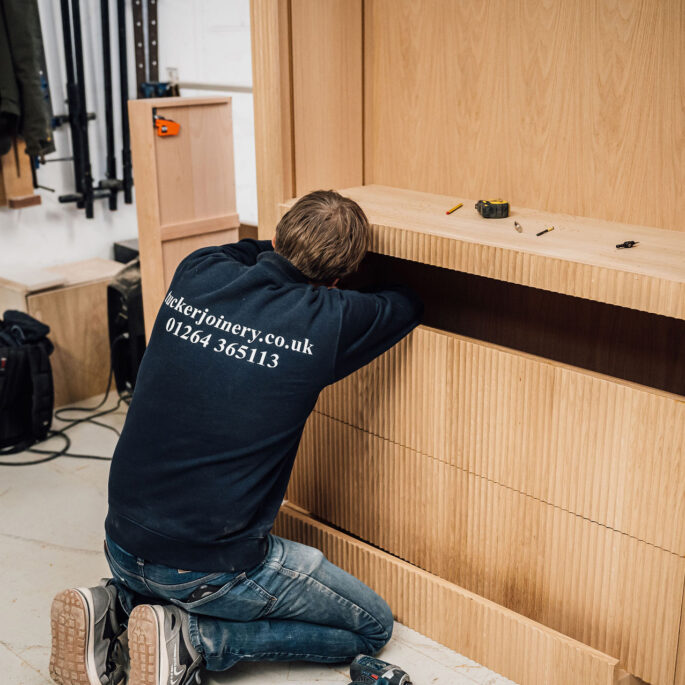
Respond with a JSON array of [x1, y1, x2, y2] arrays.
[[164, 316, 280, 368]]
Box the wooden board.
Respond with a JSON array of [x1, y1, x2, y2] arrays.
[[250, 0, 295, 239], [44, 259, 124, 288], [315, 326, 685, 554], [27, 282, 112, 407], [288, 411, 685, 685], [282, 185, 685, 319], [0, 138, 39, 208], [274, 503, 620, 685], [291, 0, 363, 196], [128, 97, 240, 336], [364, 0, 685, 233]]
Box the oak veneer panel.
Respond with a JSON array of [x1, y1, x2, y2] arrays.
[[27, 282, 112, 407], [316, 326, 685, 554], [129, 97, 239, 336], [282, 185, 685, 319], [250, 0, 295, 239], [354, 253, 685, 396], [364, 0, 685, 232], [153, 103, 236, 228], [676, 588, 685, 685], [288, 413, 685, 685], [274, 503, 619, 685], [290, 0, 363, 196]]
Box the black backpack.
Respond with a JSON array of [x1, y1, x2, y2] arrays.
[[0, 310, 54, 452]]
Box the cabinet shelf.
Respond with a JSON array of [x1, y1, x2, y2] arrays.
[[282, 185, 685, 319]]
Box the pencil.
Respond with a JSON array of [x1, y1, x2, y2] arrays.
[[446, 203, 463, 215], [536, 226, 555, 236]]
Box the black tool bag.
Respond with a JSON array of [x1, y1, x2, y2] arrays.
[[0, 310, 54, 452]]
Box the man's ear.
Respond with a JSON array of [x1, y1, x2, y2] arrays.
[[271, 238, 275, 248]]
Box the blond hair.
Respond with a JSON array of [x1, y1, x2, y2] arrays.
[[274, 190, 369, 283]]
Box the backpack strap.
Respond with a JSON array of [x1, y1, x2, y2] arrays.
[[24, 341, 54, 442]]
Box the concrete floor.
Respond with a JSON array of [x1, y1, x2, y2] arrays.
[[0, 394, 516, 685]]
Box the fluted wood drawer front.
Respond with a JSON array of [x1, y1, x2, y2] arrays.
[[316, 326, 685, 554], [288, 412, 684, 685], [274, 503, 620, 685]]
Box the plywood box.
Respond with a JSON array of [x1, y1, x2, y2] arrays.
[[0, 259, 123, 407], [128, 97, 240, 336], [274, 503, 620, 685]]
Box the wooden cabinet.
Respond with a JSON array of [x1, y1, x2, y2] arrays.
[[253, 2, 685, 683], [0, 259, 122, 407]]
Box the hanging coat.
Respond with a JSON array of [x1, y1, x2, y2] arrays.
[[0, 0, 54, 157]]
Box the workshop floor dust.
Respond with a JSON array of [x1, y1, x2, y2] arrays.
[[0, 393, 515, 685]]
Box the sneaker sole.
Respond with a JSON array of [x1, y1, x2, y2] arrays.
[[128, 605, 170, 685], [49, 588, 100, 685]]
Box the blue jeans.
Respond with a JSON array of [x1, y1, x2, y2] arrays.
[[104, 534, 393, 671]]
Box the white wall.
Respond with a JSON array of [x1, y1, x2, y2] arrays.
[[157, 0, 257, 227], [1, 0, 256, 272]]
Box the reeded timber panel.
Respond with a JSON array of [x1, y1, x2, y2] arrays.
[[316, 326, 685, 554], [282, 186, 685, 320], [288, 413, 685, 685], [275, 504, 619, 685]]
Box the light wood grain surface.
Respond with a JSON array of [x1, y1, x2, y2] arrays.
[[283, 185, 685, 318], [364, 0, 685, 232], [275, 503, 620, 685], [0, 139, 38, 206], [250, 0, 295, 238], [356, 253, 685, 396], [291, 0, 363, 196], [129, 97, 239, 336], [315, 326, 685, 554], [289, 411, 684, 685], [27, 282, 112, 407]]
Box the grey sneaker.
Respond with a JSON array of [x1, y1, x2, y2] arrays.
[[128, 604, 202, 685], [49, 579, 127, 685]]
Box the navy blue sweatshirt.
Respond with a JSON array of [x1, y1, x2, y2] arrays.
[[106, 239, 422, 572]]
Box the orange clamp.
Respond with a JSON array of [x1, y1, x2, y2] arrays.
[[154, 116, 180, 137]]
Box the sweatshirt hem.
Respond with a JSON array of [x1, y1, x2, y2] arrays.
[[105, 509, 268, 573]]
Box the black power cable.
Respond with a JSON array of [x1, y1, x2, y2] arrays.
[[0, 334, 132, 466]]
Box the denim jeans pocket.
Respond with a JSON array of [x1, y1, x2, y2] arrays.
[[171, 572, 277, 621]]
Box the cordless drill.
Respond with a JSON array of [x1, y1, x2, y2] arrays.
[[348, 654, 412, 685]]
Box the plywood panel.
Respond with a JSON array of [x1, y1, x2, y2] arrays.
[[250, 0, 295, 239], [317, 327, 685, 554], [0, 138, 39, 207], [27, 282, 111, 407], [364, 0, 685, 232], [288, 413, 685, 685], [275, 503, 620, 685], [154, 103, 236, 227], [282, 185, 685, 319], [291, 0, 363, 195]]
